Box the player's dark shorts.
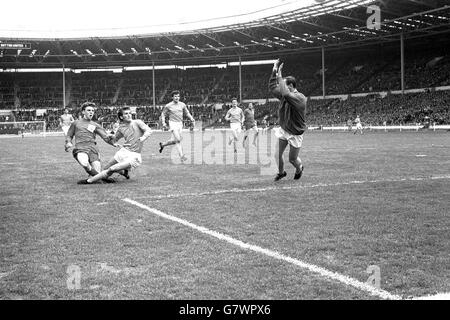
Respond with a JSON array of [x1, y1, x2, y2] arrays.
[[72, 145, 100, 163], [244, 121, 257, 130]]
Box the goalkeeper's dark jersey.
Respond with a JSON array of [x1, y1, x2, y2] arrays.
[[268, 71, 307, 135]]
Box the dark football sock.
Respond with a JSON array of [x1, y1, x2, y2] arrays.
[[85, 167, 99, 176]]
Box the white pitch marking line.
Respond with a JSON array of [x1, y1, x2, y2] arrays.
[[411, 293, 450, 300], [132, 175, 450, 200], [123, 198, 403, 300]]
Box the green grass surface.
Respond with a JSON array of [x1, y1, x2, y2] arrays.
[[0, 130, 449, 299]]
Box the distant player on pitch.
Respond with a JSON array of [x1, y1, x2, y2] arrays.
[[158, 90, 195, 162], [353, 115, 363, 135], [242, 102, 259, 148], [65, 102, 114, 182], [60, 107, 74, 136], [78, 106, 152, 184], [269, 59, 307, 181], [261, 117, 268, 135], [225, 97, 244, 153], [347, 119, 353, 132]]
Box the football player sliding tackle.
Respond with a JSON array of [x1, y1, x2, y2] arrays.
[[77, 106, 153, 184]]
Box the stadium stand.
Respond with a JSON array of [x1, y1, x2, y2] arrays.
[[1, 0, 449, 131], [2, 48, 449, 106]]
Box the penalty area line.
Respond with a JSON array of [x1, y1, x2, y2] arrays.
[[123, 198, 402, 300]]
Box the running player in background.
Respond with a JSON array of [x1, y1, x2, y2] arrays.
[[225, 97, 244, 153], [19, 124, 25, 139], [242, 103, 259, 147], [65, 102, 114, 181], [347, 119, 353, 132], [353, 115, 363, 135], [78, 107, 152, 184], [60, 107, 74, 136], [269, 59, 307, 181], [158, 90, 195, 162]]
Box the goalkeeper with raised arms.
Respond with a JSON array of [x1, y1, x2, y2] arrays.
[[268, 59, 307, 181]]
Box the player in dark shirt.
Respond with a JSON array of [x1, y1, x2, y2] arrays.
[[65, 102, 114, 181], [268, 59, 307, 181], [242, 103, 259, 147]]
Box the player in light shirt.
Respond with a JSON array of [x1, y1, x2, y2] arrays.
[[78, 107, 152, 184], [242, 102, 259, 148], [158, 90, 195, 162], [353, 115, 363, 135], [225, 97, 244, 153], [60, 107, 74, 136]]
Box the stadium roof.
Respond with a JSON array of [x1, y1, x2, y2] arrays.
[[0, 0, 449, 68], [0, 0, 320, 38]]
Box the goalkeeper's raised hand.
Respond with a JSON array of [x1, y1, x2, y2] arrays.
[[272, 59, 280, 73], [277, 63, 284, 78]]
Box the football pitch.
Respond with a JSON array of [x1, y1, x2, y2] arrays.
[[0, 130, 449, 300]]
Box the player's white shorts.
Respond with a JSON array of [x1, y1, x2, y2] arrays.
[[61, 126, 70, 135], [230, 122, 242, 134], [114, 148, 142, 170], [356, 123, 363, 130], [169, 120, 183, 133], [274, 127, 304, 148]]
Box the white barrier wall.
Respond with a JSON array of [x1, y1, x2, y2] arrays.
[[308, 125, 450, 131]]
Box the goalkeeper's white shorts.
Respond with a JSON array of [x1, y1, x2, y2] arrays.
[[274, 127, 304, 149], [114, 148, 142, 170]]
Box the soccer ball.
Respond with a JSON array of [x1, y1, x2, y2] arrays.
[[65, 142, 73, 152]]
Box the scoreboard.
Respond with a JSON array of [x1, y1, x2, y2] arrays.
[[0, 42, 31, 49]]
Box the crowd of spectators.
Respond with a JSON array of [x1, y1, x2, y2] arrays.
[[1, 51, 449, 108], [1, 89, 448, 130], [302, 90, 449, 126], [1, 48, 449, 129], [4, 104, 217, 132]]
